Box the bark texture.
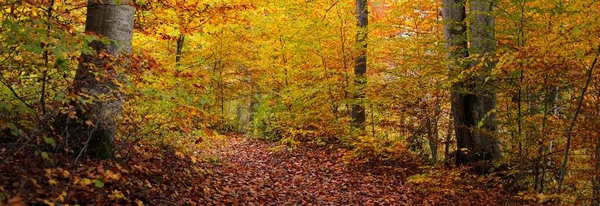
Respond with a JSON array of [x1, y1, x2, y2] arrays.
[[465, 0, 500, 164], [352, 0, 368, 131], [443, 0, 500, 166], [71, 0, 134, 158]]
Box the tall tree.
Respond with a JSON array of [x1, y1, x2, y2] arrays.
[[442, 0, 469, 162], [443, 0, 500, 165], [352, 0, 368, 131], [465, 0, 500, 164], [71, 0, 135, 158]]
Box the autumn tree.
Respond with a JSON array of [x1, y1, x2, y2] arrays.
[[442, 0, 468, 162], [443, 0, 500, 165], [352, 0, 368, 131], [68, 0, 135, 158]]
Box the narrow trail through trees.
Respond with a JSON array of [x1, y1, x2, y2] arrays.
[[199, 136, 415, 205], [196, 136, 518, 205]]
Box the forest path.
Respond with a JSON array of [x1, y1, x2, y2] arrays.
[[198, 135, 416, 205]]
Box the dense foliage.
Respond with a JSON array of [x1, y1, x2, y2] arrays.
[[1, 0, 600, 204]]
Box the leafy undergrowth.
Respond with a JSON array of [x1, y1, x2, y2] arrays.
[[405, 167, 522, 205], [0, 139, 214, 205], [2, 135, 531, 205]]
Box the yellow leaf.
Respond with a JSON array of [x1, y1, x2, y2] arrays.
[[48, 179, 58, 185], [144, 180, 152, 188], [61, 170, 70, 178], [85, 120, 94, 126], [135, 199, 144, 206], [108, 190, 125, 200], [58, 191, 67, 202], [80, 178, 92, 186], [42, 199, 55, 206]]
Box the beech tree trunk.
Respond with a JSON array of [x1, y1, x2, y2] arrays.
[[352, 0, 368, 131], [462, 0, 500, 164], [443, 0, 500, 166], [71, 0, 134, 159], [442, 0, 469, 162]]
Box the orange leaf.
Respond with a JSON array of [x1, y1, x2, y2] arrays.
[[182, 127, 191, 134], [203, 129, 214, 137], [175, 151, 185, 159], [7, 196, 25, 206]]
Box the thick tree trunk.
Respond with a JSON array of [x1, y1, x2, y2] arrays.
[[443, 0, 500, 166], [352, 0, 368, 131], [70, 0, 134, 159], [442, 0, 469, 162], [461, 0, 500, 164]]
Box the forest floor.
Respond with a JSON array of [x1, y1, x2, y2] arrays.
[[1, 134, 523, 205], [199, 135, 418, 205], [198, 135, 519, 205]]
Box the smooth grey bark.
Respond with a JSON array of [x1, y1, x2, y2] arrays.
[[71, 0, 134, 159], [443, 0, 500, 165], [442, 0, 469, 162], [352, 0, 368, 131], [462, 0, 500, 164]]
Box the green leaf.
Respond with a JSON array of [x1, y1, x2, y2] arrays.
[[54, 91, 66, 102], [41, 152, 51, 161], [9, 123, 19, 136], [44, 136, 56, 148], [93, 179, 104, 188]]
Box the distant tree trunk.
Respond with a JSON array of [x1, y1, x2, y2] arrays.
[[444, 115, 453, 161], [594, 131, 600, 205], [70, 0, 134, 159], [426, 116, 437, 162], [594, 90, 600, 205], [429, 103, 441, 163], [352, 0, 368, 132], [425, 100, 439, 163], [176, 34, 185, 68], [443, 0, 500, 166]]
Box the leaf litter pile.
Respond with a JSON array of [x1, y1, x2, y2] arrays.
[[2, 135, 523, 205]]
